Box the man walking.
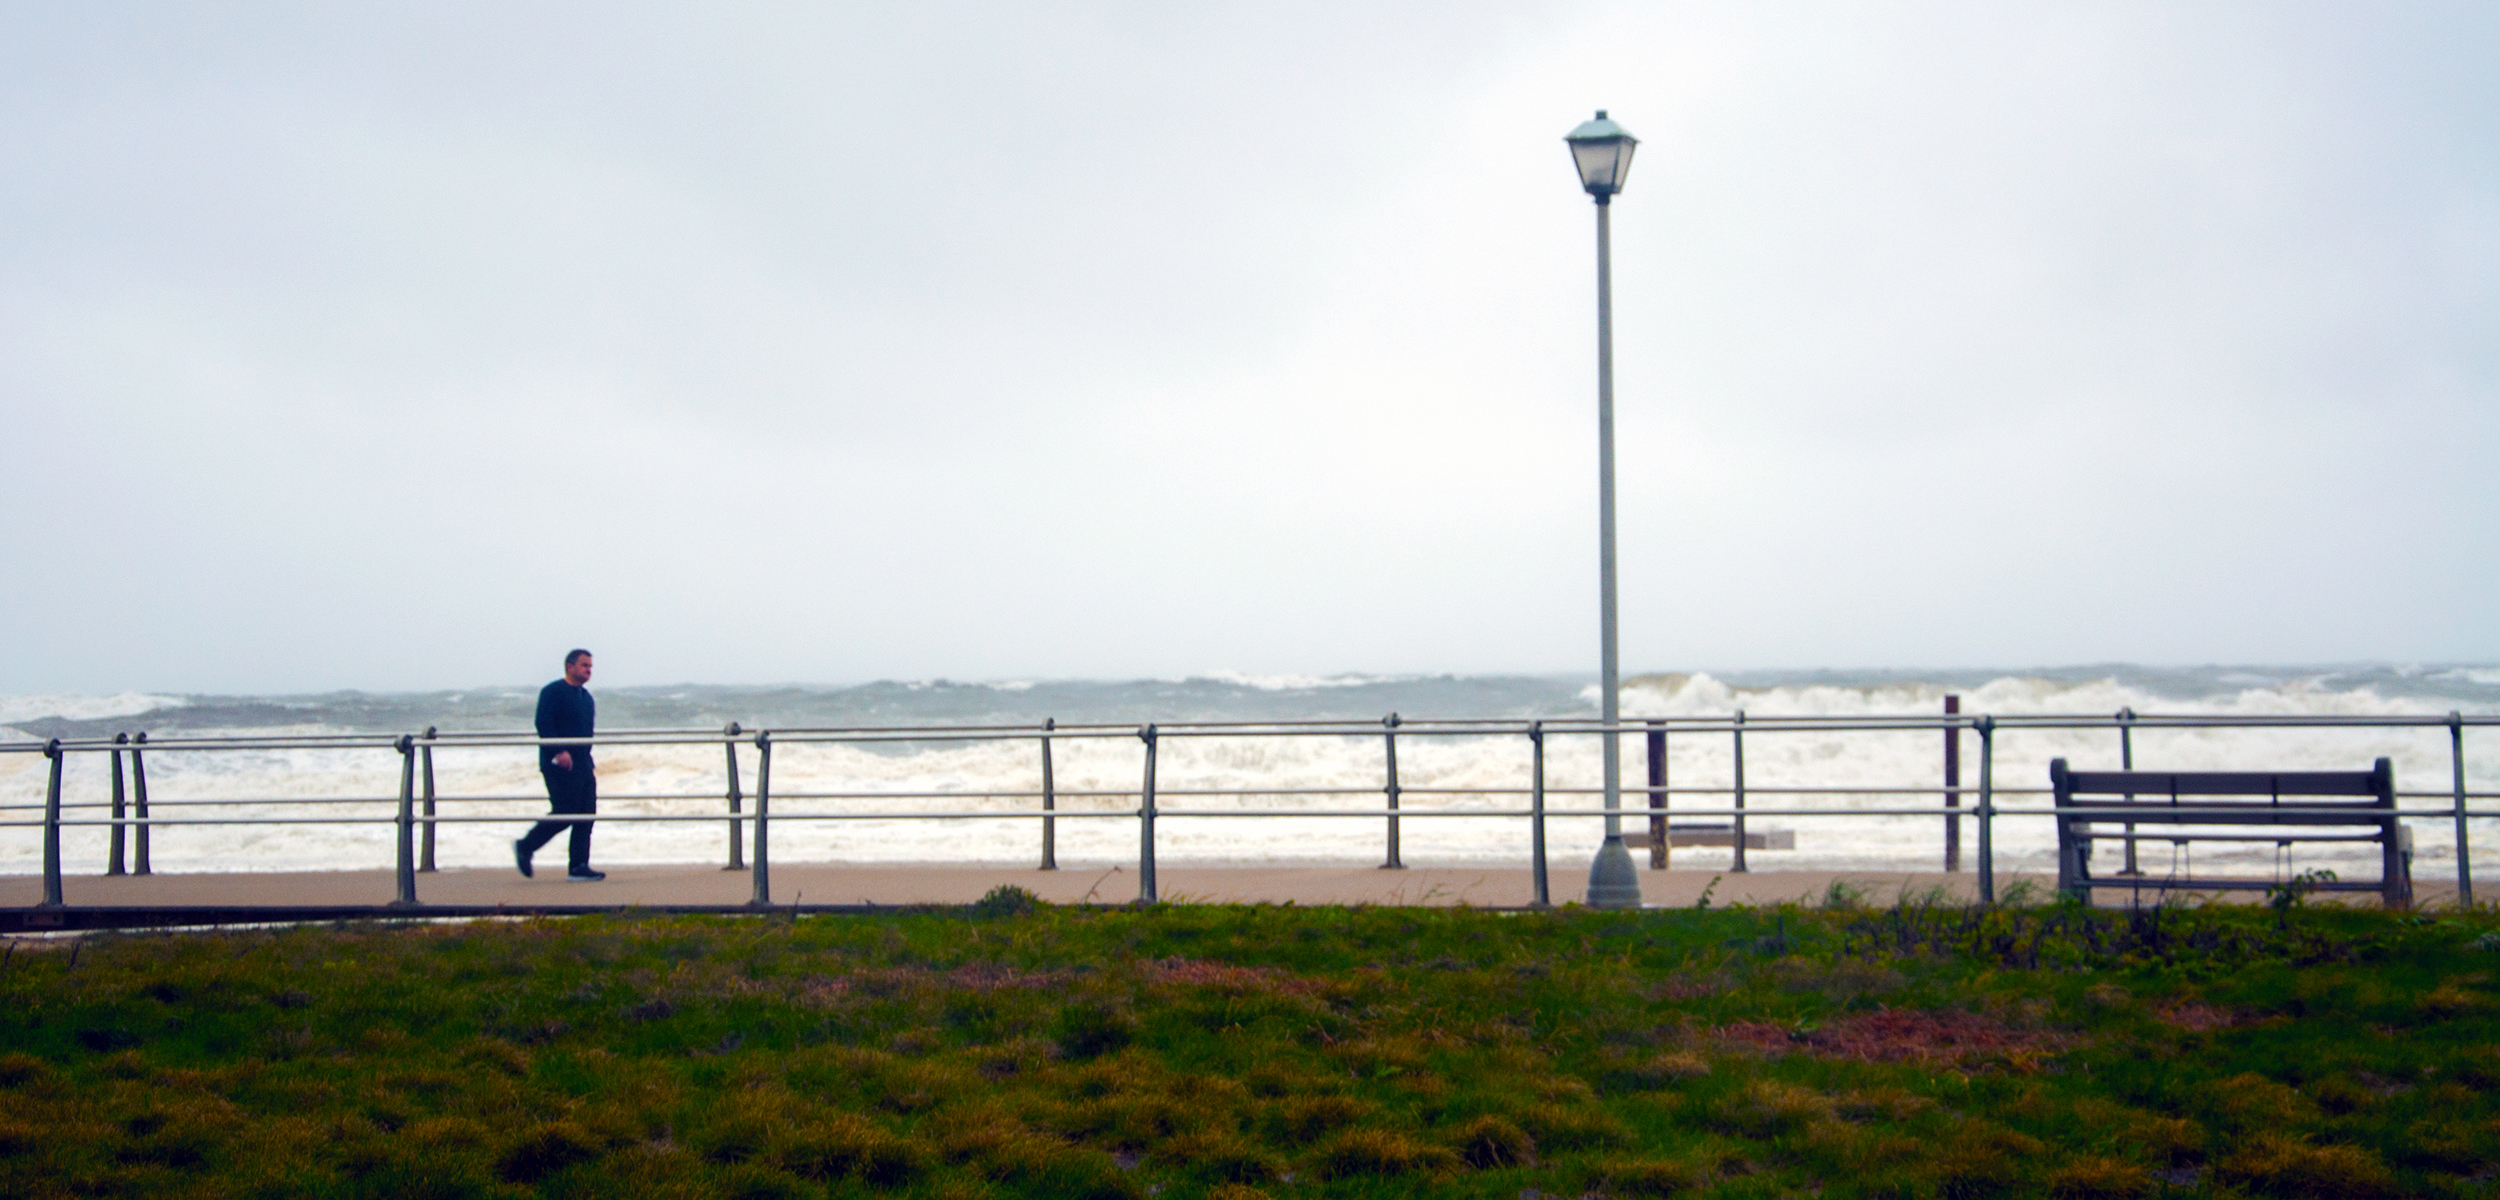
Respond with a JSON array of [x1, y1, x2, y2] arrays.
[[516, 648, 605, 881]]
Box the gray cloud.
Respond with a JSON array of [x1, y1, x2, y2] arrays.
[[2, 1, 2493, 692]]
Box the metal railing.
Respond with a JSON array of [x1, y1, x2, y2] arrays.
[[6, 707, 2495, 910]]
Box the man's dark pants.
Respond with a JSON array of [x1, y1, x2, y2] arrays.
[[519, 766, 596, 873]]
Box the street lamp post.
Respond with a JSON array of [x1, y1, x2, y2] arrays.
[[1567, 110, 1642, 910]]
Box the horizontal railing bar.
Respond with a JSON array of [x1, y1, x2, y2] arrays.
[[19, 784, 2498, 813], [15, 708, 2500, 753]]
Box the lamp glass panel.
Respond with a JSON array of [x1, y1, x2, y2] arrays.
[[1570, 137, 1633, 193]]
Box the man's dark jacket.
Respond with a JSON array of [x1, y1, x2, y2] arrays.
[[535, 680, 596, 770]]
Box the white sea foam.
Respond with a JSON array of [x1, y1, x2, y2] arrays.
[[2, 672, 2492, 885], [0, 693, 185, 725], [1192, 670, 1412, 691]]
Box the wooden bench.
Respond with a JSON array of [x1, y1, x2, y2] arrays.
[[2048, 758, 2411, 908]]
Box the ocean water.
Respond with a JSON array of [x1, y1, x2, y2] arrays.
[[3, 664, 2495, 885]]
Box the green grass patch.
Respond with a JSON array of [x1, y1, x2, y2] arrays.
[[1, 888, 2495, 1198]]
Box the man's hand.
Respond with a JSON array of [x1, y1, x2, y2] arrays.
[[552, 751, 574, 771]]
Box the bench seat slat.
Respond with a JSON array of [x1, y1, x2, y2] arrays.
[[2057, 806, 2390, 825]]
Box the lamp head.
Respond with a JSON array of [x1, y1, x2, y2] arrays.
[[1564, 109, 1637, 200]]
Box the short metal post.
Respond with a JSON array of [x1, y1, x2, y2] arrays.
[[109, 733, 129, 876], [40, 739, 64, 908], [1530, 722, 1549, 907], [749, 732, 773, 907], [2117, 707, 2139, 875], [1943, 696, 1960, 872], [1138, 724, 1159, 903], [418, 726, 438, 872], [391, 735, 418, 906], [1039, 719, 1058, 871], [723, 722, 747, 871], [2453, 713, 2474, 908], [1976, 715, 1997, 904], [1731, 710, 1748, 873], [1645, 720, 1667, 869], [1381, 713, 1404, 870], [131, 732, 151, 875]]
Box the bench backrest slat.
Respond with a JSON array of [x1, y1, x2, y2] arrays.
[[2050, 758, 2394, 823], [2057, 770, 2379, 797]]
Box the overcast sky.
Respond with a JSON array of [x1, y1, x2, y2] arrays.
[[3, 1, 2494, 694]]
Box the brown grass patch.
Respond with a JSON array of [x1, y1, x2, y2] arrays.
[[2151, 1000, 2237, 1031], [1142, 958, 1323, 996], [1715, 1007, 2069, 1065]]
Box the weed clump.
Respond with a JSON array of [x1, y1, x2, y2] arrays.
[[776, 1111, 921, 1184], [1930, 1122, 2046, 1199], [1153, 1128, 1282, 1182], [973, 885, 1044, 919], [2217, 1133, 2395, 1199], [1052, 1000, 1137, 1059], [2047, 1155, 2153, 1200], [1594, 1155, 1711, 1195], [1251, 1093, 1364, 1145], [496, 1121, 602, 1183], [1305, 1127, 1460, 1179], [1445, 1113, 1536, 1168], [1710, 1079, 1833, 1139]]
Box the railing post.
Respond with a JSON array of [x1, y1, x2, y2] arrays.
[[109, 733, 129, 876], [723, 722, 747, 871], [1731, 710, 1748, 873], [1039, 718, 1057, 871], [1645, 719, 1667, 869], [40, 739, 63, 908], [749, 732, 773, 907], [1942, 696, 1960, 872], [1138, 724, 1159, 903], [2453, 713, 2474, 908], [418, 726, 438, 873], [391, 735, 418, 906], [131, 732, 150, 875], [1381, 713, 1404, 870], [1530, 721, 1549, 907], [1977, 715, 1997, 904], [2117, 707, 2139, 876]]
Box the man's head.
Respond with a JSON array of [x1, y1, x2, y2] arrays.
[[564, 649, 594, 686]]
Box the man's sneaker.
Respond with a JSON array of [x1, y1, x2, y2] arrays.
[[566, 868, 607, 883], [513, 840, 533, 879]]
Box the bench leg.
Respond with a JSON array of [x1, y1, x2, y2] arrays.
[[2382, 819, 2411, 910], [2055, 818, 2089, 903]]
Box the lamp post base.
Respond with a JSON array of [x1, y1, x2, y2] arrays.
[[1586, 835, 1643, 908]]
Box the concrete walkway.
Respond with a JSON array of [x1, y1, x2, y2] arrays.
[[10, 860, 2428, 912]]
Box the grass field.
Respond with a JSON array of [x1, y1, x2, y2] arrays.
[[2, 885, 2496, 1199]]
